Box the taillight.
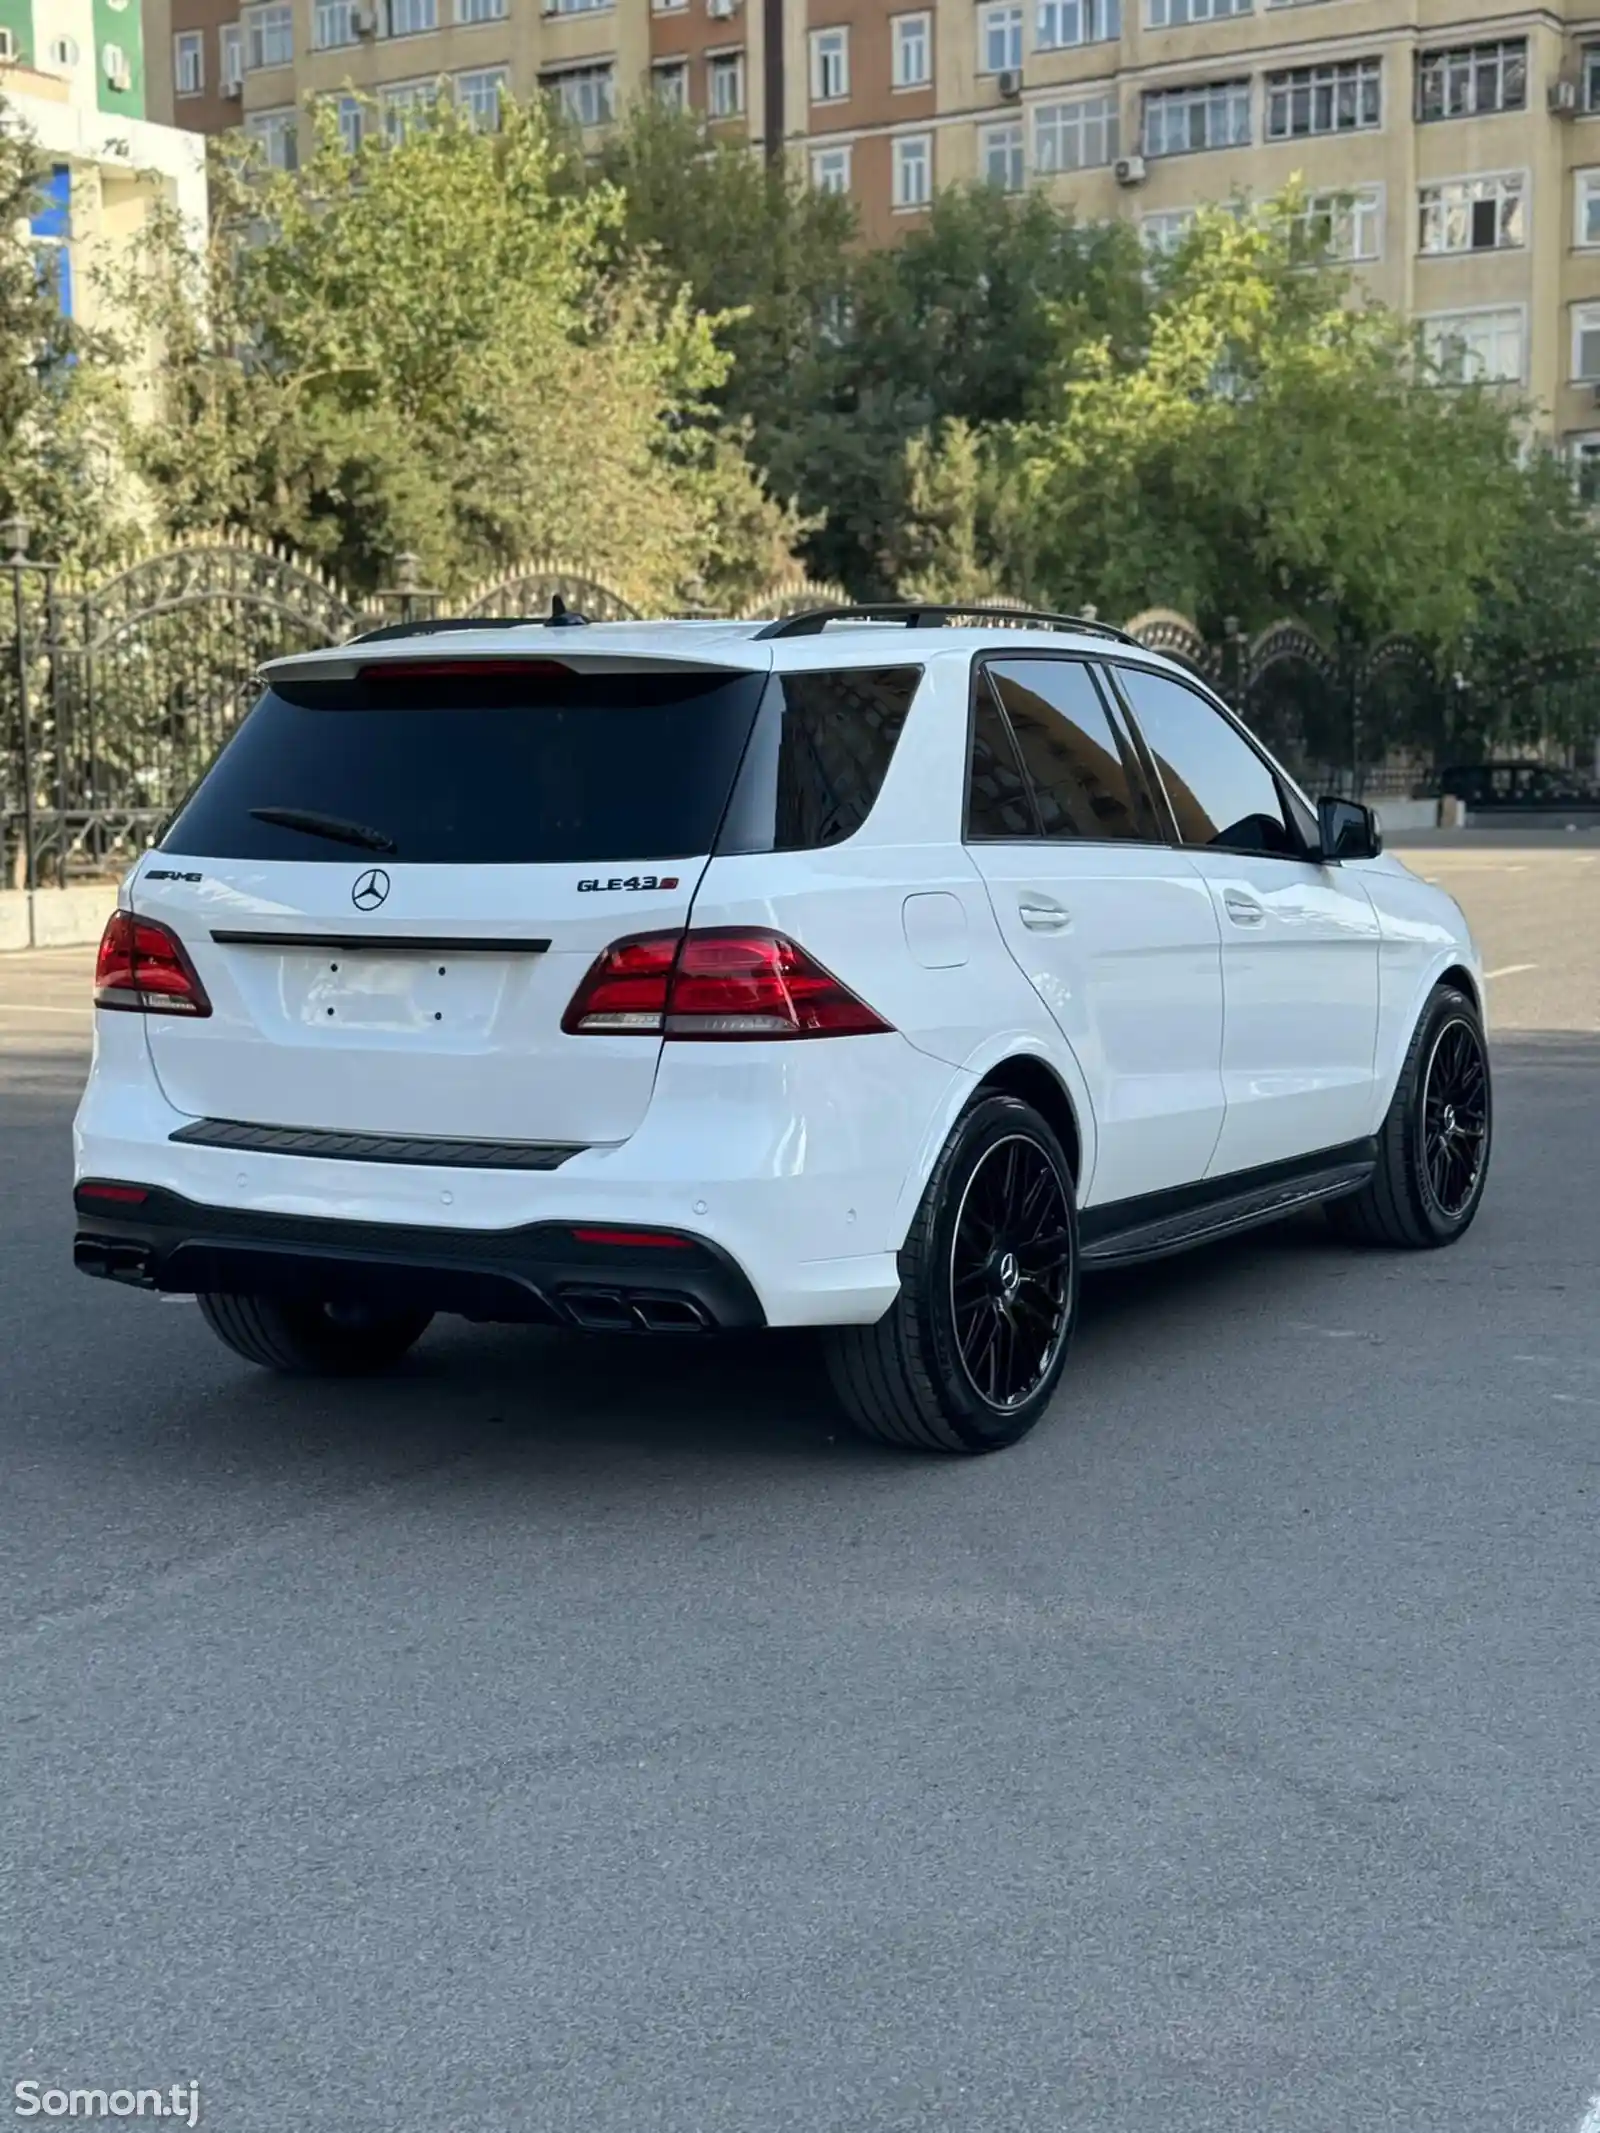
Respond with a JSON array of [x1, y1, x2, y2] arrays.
[[94, 911, 212, 1017], [562, 930, 891, 1040]]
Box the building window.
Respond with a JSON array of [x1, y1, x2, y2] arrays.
[[1585, 47, 1600, 113], [1289, 185, 1382, 263], [335, 92, 363, 149], [173, 28, 204, 92], [979, 3, 1022, 75], [1422, 307, 1524, 385], [809, 27, 848, 103], [1143, 79, 1250, 156], [892, 13, 930, 88], [245, 107, 298, 167], [313, 0, 360, 47], [542, 61, 615, 127], [457, 0, 507, 20], [1576, 171, 1600, 250], [244, 4, 293, 70], [1418, 173, 1525, 256], [1416, 40, 1527, 123], [1148, 0, 1247, 24], [382, 80, 438, 136], [708, 49, 744, 117], [652, 0, 686, 11], [457, 65, 507, 127], [1570, 435, 1600, 507], [1036, 0, 1118, 47], [387, 0, 436, 36], [893, 132, 931, 208], [981, 119, 1024, 192], [811, 144, 851, 194], [1573, 304, 1600, 382], [1033, 93, 1117, 173], [546, 0, 610, 13], [1142, 206, 1196, 255], [220, 22, 243, 89], [1265, 57, 1380, 139], [652, 58, 687, 109]]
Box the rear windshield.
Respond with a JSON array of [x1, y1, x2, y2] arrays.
[[160, 664, 767, 865]]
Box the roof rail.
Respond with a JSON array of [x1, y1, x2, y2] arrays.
[[754, 602, 1142, 646], [347, 595, 590, 647]]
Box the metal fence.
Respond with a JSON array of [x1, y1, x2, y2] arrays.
[[4, 528, 1596, 887]]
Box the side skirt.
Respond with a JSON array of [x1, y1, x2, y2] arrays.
[[1079, 1139, 1377, 1270]]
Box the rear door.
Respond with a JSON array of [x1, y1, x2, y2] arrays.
[[962, 655, 1226, 1208], [132, 652, 768, 1146]]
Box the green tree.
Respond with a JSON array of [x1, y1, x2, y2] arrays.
[[990, 200, 1547, 645], [775, 187, 1145, 594], [0, 97, 140, 566], [117, 96, 800, 602]]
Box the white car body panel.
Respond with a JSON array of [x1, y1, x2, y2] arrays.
[[73, 618, 1485, 1332]]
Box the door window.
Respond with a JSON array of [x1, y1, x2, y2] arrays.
[[964, 681, 1037, 839], [1113, 665, 1298, 857], [984, 659, 1161, 842]]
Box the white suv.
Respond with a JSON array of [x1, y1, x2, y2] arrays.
[[73, 603, 1491, 1454]]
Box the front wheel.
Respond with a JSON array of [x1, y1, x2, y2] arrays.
[[198, 1293, 434, 1375], [1327, 982, 1491, 1249], [825, 1093, 1079, 1454]]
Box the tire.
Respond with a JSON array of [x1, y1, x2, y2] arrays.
[[825, 1093, 1079, 1454], [197, 1292, 433, 1375], [1326, 982, 1492, 1250]]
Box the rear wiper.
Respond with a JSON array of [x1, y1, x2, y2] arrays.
[[249, 807, 397, 854]]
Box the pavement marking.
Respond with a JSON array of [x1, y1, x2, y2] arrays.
[[1484, 963, 1539, 980], [1287, 1323, 1367, 1340], [0, 1003, 93, 1017], [1552, 1393, 1600, 1410]]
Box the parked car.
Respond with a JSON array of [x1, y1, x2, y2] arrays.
[[74, 604, 1491, 1455], [1439, 760, 1599, 809]]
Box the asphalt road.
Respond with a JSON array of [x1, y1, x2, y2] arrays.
[[3, 842, 1598, 2133]]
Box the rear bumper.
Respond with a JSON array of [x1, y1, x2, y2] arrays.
[[73, 1184, 765, 1333]]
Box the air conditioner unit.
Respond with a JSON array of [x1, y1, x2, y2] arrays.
[[707, 0, 739, 18], [1114, 152, 1147, 187], [997, 66, 1022, 101], [222, 78, 243, 98], [1549, 76, 1580, 116], [354, 6, 378, 33], [106, 62, 131, 90]]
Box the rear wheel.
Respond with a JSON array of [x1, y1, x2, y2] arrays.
[[1327, 982, 1491, 1249], [825, 1093, 1078, 1454], [197, 1293, 433, 1375]]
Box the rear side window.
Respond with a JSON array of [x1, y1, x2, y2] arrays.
[[980, 658, 1161, 843], [965, 680, 1037, 839], [160, 663, 768, 865], [717, 666, 922, 854]]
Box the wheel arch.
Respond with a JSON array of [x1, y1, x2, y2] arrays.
[[888, 1036, 1095, 1252]]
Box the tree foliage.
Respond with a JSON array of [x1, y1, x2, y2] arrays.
[[114, 97, 801, 601]]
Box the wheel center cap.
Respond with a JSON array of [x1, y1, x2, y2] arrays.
[[1443, 1103, 1458, 1135], [996, 1250, 1020, 1300]]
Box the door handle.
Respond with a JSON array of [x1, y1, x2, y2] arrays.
[[1223, 890, 1265, 927], [1018, 900, 1071, 932]]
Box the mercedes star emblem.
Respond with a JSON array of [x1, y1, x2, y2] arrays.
[[351, 867, 391, 911]]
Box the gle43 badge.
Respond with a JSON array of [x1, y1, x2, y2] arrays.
[[577, 874, 680, 892]]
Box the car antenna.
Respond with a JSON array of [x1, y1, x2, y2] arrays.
[[547, 594, 588, 629]]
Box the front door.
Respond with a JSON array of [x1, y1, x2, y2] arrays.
[[962, 655, 1226, 1209], [1109, 662, 1381, 1178]]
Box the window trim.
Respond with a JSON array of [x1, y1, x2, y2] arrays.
[[810, 142, 851, 192], [808, 25, 849, 104], [1263, 54, 1383, 143], [173, 27, 204, 93], [977, 1, 1023, 77], [1576, 168, 1600, 250], [892, 130, 932, 210], [1573, 300, 1600, 383], [1416, 167, 1528, 258], [1101, 657, 1319, 861], [1420, 302, 1527, 387], [962, 653, 1169, 849], [891, 10, 931, 89]]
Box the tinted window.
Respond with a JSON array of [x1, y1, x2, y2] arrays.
[[1114, 666, 1298, 858], [987, 658, 1160, 842], [161, 665, 767, 865], [965, 681, 1037, 839], [717, 666, 921, 853]]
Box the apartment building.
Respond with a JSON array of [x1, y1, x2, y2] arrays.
[[1, 18, 205, 395], [139, 0, 1600, 469]]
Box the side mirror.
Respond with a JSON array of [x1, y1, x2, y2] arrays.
[[1317, 796, 1382, 863]]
